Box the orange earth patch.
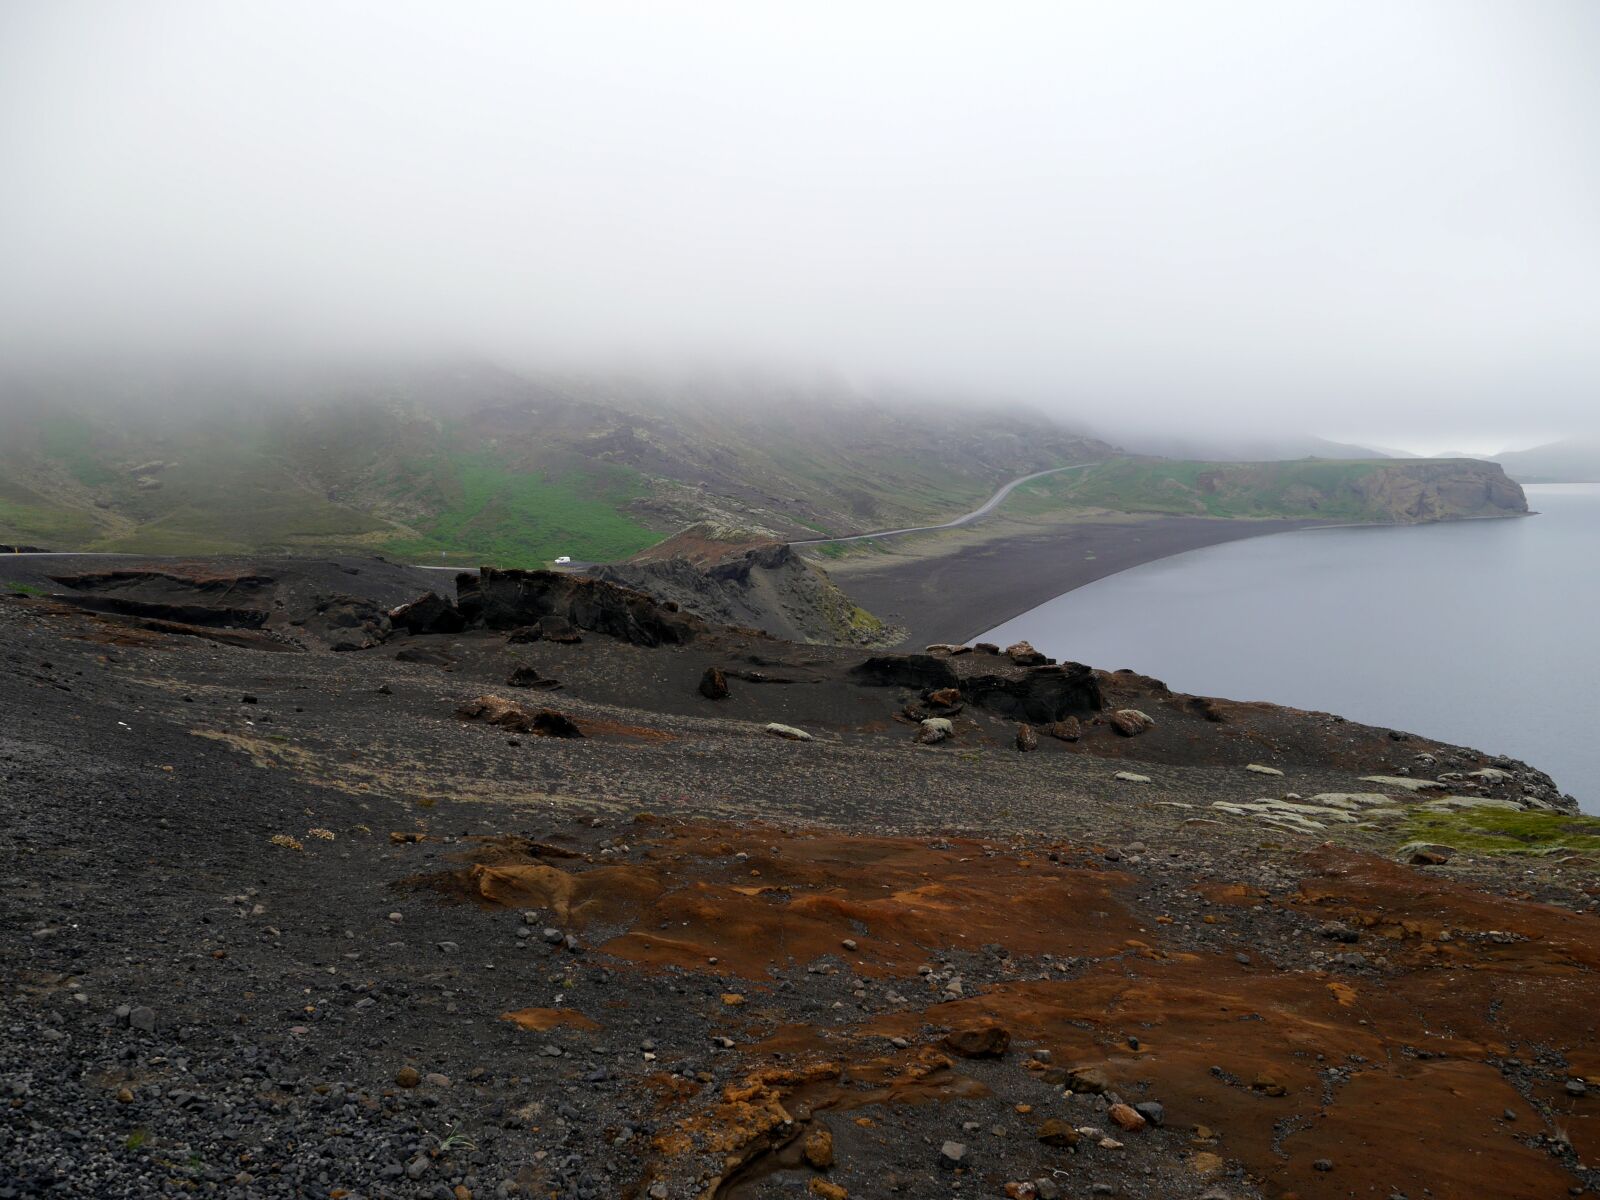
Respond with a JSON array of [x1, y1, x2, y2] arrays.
[[415, 822, 1600, 1198]]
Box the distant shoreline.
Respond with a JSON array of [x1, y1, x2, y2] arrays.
[[823, 515, 1341, 648]]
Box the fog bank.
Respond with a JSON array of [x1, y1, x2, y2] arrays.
[[2, 1, 1596, 445]]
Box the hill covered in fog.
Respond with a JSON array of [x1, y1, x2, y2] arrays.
[[0, 361, 1110, 563]]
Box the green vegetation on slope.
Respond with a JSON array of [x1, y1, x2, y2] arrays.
[[88, 436, 392, 555], [1001, 456, 1525, 523], [1004, 457, 1386, 519], [0, 368, 1112, 561], [0, 492, 102, 546], [378, 451, 659, 566], [39, 416, 119, 487], [1400, 808, 1600, 856], [1, 415, 662, 563]]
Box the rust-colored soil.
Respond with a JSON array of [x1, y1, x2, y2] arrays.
[[433, 822, 1600, 1199]]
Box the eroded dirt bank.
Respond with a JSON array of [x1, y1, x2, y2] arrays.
[[2, 566, 1598, 1200]]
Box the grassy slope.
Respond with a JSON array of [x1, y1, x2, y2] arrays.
[[375, 450, 658, 566], [1001, 457, 1394, 521], [0, 371, 1109, 562], [0, 411, 660, 564]]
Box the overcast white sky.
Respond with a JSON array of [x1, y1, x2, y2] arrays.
[[1, 1, 1596, 450]]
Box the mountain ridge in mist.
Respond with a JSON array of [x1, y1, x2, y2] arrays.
[[0, 360, 1111, 561]]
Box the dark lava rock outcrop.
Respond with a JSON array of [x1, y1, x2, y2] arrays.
[[388, 590, 465, 635], [595, 529, 891, 646], [295, 595, 392, 651], [964, 662, 1104, 724], [46, 568, 273, 628], [849, 653, 960, 692], [456, 568, 700, 647]]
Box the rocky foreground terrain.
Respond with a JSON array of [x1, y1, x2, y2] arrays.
[[3, 558, 1599, 1200]]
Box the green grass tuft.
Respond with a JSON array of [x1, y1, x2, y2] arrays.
[[1399, 808, 1600, 855]]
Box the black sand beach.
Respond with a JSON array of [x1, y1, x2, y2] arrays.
[[823, 515, 1331, 647]]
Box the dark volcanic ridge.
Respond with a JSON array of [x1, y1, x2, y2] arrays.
[[594, 525, 895, 647], [2, 554, 1597, 1200]]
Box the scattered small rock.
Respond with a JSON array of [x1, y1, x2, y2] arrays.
[[765, 722, 813, 742]]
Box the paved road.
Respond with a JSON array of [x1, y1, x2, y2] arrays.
[[786, 462, 1094, 546]]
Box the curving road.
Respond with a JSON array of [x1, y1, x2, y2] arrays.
[[787, 462, 1095, 546], [4, 461, 1097, 564]]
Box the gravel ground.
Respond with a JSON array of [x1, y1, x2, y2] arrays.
[[3, 590, 1596, 1200]]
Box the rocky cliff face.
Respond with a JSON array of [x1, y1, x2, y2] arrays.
[[1179, 458, 1530, 523], [1345, 460, 1529, 522]]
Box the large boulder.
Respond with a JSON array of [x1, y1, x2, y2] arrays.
[[388, 591, 465, 635], [1042, 717, 1083, 741], [1109, 709, 1156, 737], [849, 654, 960, 691], [698, 666, 730, 700], [456, 568, 699, 647], [965, 663, 1102, 724]]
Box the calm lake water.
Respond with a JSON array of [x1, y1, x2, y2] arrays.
[[978, 484, 1600, 810]]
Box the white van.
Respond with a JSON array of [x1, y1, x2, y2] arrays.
[[554, 556, 572, 565]]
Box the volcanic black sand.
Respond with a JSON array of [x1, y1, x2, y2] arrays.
[[821, 516, 1331, 648], [2, 561, 1598, 1200]]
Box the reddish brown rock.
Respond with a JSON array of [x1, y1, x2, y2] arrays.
[[941, 1023, 1010, 1058], [802, 1123, 834, 1169], [1043, 717, 1083, 741], [1016, 723, 1038, 752], [1109, 709, 1155, 737], [1006, 640, 1049, 666], [456, 695, 583, 738], [699, 666, 729, 700], [1109, 1103, 1147, 1131], [1405, 843, 1454, 866]]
